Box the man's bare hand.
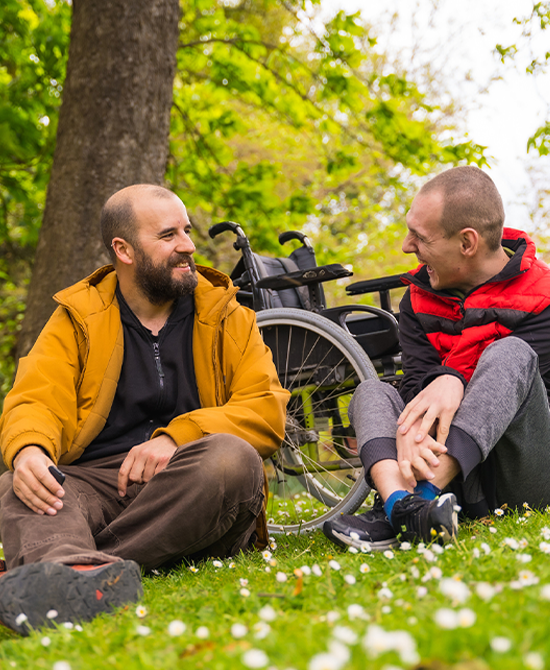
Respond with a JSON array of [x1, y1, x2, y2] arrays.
[[397, 374, 464, 446], [118, 434, 177, 497], [12, 446, 65, 515], [396, 418, 447, 488]]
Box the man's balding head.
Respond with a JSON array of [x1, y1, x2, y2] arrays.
[[419, 166, 505, 252], [101, 184, 178, 263]]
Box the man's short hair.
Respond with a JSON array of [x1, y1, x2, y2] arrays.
[[101, 184, 176, 263], [420, 166, 505, 252]]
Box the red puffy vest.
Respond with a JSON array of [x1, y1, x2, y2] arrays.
[[404, 228, 550, 382]]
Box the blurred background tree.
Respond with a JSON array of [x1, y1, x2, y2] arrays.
[[0, 0, 487, 403]]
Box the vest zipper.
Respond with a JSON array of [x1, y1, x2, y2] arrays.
[[153, 342, 165, 390]]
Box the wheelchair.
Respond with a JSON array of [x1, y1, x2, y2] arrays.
[[209, 221, 405, 534]]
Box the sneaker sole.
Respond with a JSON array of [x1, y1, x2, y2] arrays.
[[430, 493, 459, 543], [325, 525, 399, 552], [0, 561, 142, 636]]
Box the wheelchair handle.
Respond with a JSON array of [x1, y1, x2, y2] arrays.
[[209, 221, 247, 239], [279, 231, 313, 248]]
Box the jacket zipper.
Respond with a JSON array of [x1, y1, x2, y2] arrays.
[[153, 342, 165, 391]]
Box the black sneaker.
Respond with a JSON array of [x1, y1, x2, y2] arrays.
[[323, 494, 398, 551], [391, 492, 459, 544], [0, 560, 142, 636]]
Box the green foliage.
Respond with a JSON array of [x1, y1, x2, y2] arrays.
[[496, 2, 549, 157], [169, 0, 486, 275], [2, 509, 550, 668], [0, 0, 71, 404], [0, 0, 489, 404], [528, 121, 550, 156]]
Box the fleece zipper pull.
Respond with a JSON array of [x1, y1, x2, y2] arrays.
[[153, 342, 165, 390]]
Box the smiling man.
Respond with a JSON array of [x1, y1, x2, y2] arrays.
[[0, 184, 288, 634], [324, 166, 550, 551]]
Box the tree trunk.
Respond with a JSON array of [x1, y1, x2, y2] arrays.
[[16, 0, 180, 357]]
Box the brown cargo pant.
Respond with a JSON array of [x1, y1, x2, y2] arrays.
[[0, 434, 264, 571]]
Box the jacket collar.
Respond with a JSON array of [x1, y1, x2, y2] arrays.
[[402, 227, 536, 296], [54, 264, 239, 324]]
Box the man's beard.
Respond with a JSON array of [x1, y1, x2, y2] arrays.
[[134, 247, 198, 305]]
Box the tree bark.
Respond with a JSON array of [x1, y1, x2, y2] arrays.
[[17, 0, 180, 357]]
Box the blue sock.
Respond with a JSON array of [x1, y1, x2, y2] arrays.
[[414, 481, 441, 500], [384, 490, 409, 523]]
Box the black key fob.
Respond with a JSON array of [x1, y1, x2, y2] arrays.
[[48, 465, 65, 486]]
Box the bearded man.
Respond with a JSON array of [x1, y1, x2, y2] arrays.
[[0, 184, 288, 634]]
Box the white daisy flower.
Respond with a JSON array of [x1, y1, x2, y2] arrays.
[[168, 620, 186, 636], [490, 636, 512, 652], [524, 652, 544, 670], [135, 605, 147, 618], [308, 652, 343, 670], [231, 623, 248, 638], [332, 625, 358, 645], [434, 608, 458, 629], [475, 582, 496, 601], [457, 608, 476, 627], [347, 603, 366, 620], [258, 605, 277, 621], [253, 621, 271, 639], [242, 648, 269, 668], [439, 577, 470, 604]]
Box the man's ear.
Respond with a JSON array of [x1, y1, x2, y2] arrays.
[[459, 228, 479, 257], [111, 237, 134, 266]]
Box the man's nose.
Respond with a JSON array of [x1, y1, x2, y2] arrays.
[[176, 233, 196, 254], [402, 232, 415, 254]]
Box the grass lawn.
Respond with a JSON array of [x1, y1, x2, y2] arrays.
[[2, 505, 550, 670]]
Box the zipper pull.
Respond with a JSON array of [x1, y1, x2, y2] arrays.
[[153, 342, 165, 388]]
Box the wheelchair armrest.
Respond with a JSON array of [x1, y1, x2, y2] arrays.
[[256, 263, 352, 290], [346, 273, 406, 296], [321, 305, 400, 360]]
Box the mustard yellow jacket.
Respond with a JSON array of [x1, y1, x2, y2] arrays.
[[0, 265, 289, 470]]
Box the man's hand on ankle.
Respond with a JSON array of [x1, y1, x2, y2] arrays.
[[396, 418, 447, 489], [13, 446, 65, 516]]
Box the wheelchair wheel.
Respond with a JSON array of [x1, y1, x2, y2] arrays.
[[256, 308, 378, 534]]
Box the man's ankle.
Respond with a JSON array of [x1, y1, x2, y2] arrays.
[[384, 490, 410, 527], [414, 481, 441, 500]]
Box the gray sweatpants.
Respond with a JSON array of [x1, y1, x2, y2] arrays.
[[349, 337, 550, 513]]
